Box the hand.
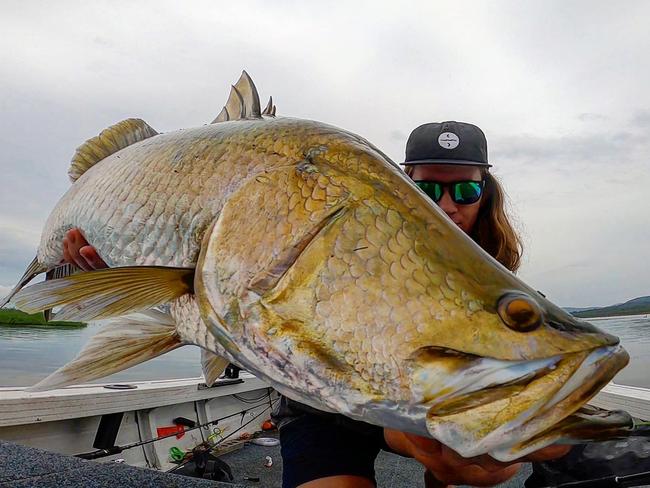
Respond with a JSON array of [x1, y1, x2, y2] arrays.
[[62, 228, 108, 270], [384, 429, 571, 487]]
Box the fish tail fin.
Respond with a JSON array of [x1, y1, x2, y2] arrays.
[[0, 257, 47, 308], [28, 310, 182, 391], [201, 349, 230, 386]]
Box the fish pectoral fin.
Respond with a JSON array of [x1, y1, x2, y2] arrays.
[[0, 257, 47, 308], [201, 349, 230, 386], [68, 118, 158, 182], [13, 266, 194, 322], [28, 311, 182, 391]]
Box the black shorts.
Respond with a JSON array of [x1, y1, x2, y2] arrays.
[[276, 399, 391, 488]]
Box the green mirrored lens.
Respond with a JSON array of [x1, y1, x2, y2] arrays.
[[415, 181, 443, 202], [453, 181, 482, 204]]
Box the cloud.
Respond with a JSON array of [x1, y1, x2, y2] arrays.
[[631, 110, 650, 127], [0, 285, 12, 298], [578, 113, 608, 122], [492, 129, 650, 171], [1, 1, 650, 308]]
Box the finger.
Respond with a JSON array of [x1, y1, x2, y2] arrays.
[[405, 434, 444, 456], [67, 228, 91, 249], [523, 444, 572, 462], [432, 462, 521, 487], [64, 228, 96, 271], [66, 237, 93, 271], [468, 454, 514, 473], [438, 444, 476, 468], [456, 463, 521, 487], [79, 246, 108, 270], [66, 229, 88, 248], [62, 237, 72, 264]]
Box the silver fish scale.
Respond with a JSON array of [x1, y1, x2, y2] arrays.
[[171, 294, 226, 357], [37, 118, 335, 269]]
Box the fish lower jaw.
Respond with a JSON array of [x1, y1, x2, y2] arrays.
[[424, 345, 629, 460], [489, 344, 630, 461]]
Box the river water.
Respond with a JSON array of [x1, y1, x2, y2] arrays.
[[0, 314, 648, 388]]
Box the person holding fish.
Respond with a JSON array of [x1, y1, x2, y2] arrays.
[[57, 121, 571, 487], [268, 122, 572, 487]]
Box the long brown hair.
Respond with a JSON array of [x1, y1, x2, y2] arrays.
[[405, 166, 523, 273], [472, 171, 523, 272]]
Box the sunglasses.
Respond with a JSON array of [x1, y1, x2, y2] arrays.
[[414, 180, 485, 205]]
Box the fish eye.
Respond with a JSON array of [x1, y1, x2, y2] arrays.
[[497, 293, 543, 332]]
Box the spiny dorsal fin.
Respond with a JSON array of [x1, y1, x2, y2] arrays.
[[211, 71, 272, 123], [224, 85, 246, 120], [262, 96, 276, 116], [68, 118, 158, 182]]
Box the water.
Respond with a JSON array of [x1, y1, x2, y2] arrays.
[[0, 321, 201, 387], [588, 314, 650, 388], [0, 315, 648, 388]]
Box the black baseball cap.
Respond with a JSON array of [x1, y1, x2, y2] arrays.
[[402, 121, 491, 167]]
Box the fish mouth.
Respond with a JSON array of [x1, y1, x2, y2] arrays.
[[418, 344, 630, 460], [489, 344, 631, 460]]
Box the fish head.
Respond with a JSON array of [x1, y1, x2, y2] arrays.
[[195, 121, 630, 460]]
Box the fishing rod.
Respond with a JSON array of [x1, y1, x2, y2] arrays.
[[532, 420, 650, 488], [76, 390, 274, 460], [540, 470, 650, 488], [166, 397, 279, 474]]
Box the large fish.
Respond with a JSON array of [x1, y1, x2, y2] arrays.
[[3, 72, 635, 461]]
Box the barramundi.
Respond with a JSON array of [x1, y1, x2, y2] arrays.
[[3, 72, 637, 461]]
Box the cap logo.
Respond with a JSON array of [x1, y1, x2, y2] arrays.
[[438, 132, 459, 149]]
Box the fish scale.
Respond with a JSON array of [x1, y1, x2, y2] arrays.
[[6, 73, 636, 461], [38, 119, 337, 269]]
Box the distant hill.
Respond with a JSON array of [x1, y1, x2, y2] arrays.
[[570, 296, 650, 318], [564, 306, 597, 313]]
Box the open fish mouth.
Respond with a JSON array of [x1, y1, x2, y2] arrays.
[[418, 344, 630, 460]]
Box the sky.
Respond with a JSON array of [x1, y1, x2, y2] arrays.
[[0, 0, 649, 307]]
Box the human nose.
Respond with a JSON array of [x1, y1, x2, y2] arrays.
[[437, 190, 458, 215]]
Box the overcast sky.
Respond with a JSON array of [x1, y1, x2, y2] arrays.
[[1, 0, 648, 307]]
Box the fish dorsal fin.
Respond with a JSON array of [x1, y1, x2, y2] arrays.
[[211, 70, 272, 123], [261, 96, 276, 116], [223, 84, 246, 120], [68, 118, 158, 182]]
